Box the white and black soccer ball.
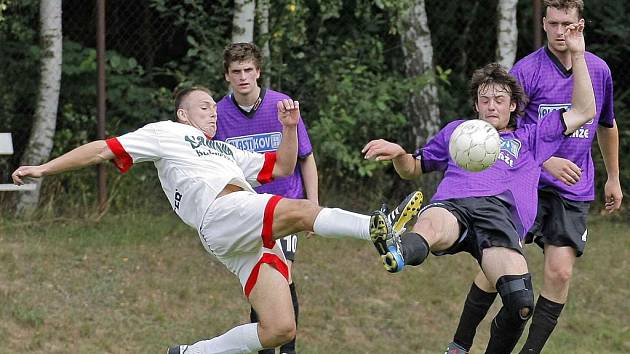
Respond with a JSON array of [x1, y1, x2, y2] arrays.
[[448, 119, 501, 172]]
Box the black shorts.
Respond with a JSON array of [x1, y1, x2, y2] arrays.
[[427, 196, 523, 265], [278, 233, 298, 261], [525, 189, 590, 257]]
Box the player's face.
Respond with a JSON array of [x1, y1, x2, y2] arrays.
[[543, 7, 581, 54], [475, 83, 516, 131], [225, 60, 260, 97], [178, 90, 218, 138]]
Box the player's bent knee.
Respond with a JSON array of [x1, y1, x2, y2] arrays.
[[546, 266, 573, 285], [263, 321, 296, 347], [496, 273, 534, 324]]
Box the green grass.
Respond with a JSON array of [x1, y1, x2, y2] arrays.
[[0, 214, 628, 353]]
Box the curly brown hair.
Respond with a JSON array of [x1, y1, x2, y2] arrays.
[[223, 42, 263, 74], [544, 0, 584, 19], [469, 63, 528, 129]]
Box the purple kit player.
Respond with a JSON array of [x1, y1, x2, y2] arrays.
[[446, 1, 623, 354], [214, 42, 317, 354], [362, 20, 594, 354]]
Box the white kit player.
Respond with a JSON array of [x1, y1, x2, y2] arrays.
[[11, 86, 423, 354]]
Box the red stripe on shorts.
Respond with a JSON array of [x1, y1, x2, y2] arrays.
[[262, 195, 282, 249], [244, 253, 289, 298]]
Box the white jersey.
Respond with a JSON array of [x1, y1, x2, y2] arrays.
[[105, 120, 276, 230]]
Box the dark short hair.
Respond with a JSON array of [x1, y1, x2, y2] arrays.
[[173, 85, 212, 116], [544, 0, 584, 19], [469, 63, 528, 129], [223, 42, 262, 74]]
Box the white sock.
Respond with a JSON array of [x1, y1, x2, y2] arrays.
[[185, 323, 262, 354], [312, 208, 371, 240]]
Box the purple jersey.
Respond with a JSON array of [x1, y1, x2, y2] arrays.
[[214, 89, 313, 199], [510, 47, 615, 201], [419, 111, 566, 237]]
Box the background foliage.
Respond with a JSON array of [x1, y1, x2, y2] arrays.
[[0, 0, 627, 215]]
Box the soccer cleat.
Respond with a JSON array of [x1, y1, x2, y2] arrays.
[[370, 210, 392, 259], [444, 342, 470, 354], [382, 233, 406, 273], [167, 345, 189, 354], [386, 191, 423, 235]]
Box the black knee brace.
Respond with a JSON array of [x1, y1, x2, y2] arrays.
[[496, 273, 534, 323], [485, 273, 534, 354], [401, 232, 429, 266]]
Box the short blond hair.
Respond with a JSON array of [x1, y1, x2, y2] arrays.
[[544, 0, 584, 19]]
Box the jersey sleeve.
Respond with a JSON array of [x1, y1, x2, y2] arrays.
[[105, 124, 162, 173], [598, 69, 615, 128], [296, 115, 313, 159], [416, 123, 453, 173], [230, 144, 277, 186], [528, 109, 567, 164]]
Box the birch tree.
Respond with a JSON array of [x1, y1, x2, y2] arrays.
[[399, 0, 441, 194], [496, 0, 518, 68], [16, 0, 62, 217], [232, 0, 255, 43], [257, 0, 271, 88]]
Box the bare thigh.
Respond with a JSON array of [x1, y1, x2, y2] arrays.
[[410, 206, 461, 251]]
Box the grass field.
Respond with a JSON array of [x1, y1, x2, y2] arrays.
[[0, 212, 628, 353]]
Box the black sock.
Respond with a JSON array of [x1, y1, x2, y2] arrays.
[[453, 282, 497, 350], [519, 295, 564, 354], [401, 232, 429, 266], [279, 282, 299, 354]]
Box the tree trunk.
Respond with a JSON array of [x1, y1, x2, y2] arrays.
[[399, 0, 441, 197], [496, 0, 518, 68], [232, 0, 255, 43], [16, 0, 62, 217], [257, 0, 271, 88]]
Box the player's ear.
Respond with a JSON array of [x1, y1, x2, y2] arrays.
[[509, 101, 516, 112], [176, 108, 187, 122], [474, 102, 480, 112]]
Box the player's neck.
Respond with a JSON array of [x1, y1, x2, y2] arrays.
[[548, 46, 572, 70], [232, 86, 261, 107]]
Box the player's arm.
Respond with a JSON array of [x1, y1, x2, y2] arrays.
[[300, 153, 319, 205], [597, 121, 623, 212], [362, 139, 422, 179], [12, 140, 114, 185], [273, 99, 300, 178], [561, 20, 596, 134]]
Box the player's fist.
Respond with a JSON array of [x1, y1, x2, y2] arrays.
[[11, 166, 43, 185], [277, 99, 299, 128]]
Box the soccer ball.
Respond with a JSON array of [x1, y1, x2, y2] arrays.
[[448, 119, 501, 172]]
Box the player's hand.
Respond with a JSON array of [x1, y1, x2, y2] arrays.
[[11, 166, 44, 185], [362, 139, 406, 161], [277, 99, 299, 128], [603, 177, 623, 213], [543, 157, 581, 186], [564, 19, 585, 55]]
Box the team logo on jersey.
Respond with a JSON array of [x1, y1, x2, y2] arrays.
[[225, 132, 282, 153], [496, 137, 521, 167]]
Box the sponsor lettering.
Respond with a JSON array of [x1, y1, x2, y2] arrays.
[[225, 132, 282, 153], [184, 135, 235, 159]]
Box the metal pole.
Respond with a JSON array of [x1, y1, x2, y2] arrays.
[[97, 0, 107, 212], [533, 0, 543, 49]]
